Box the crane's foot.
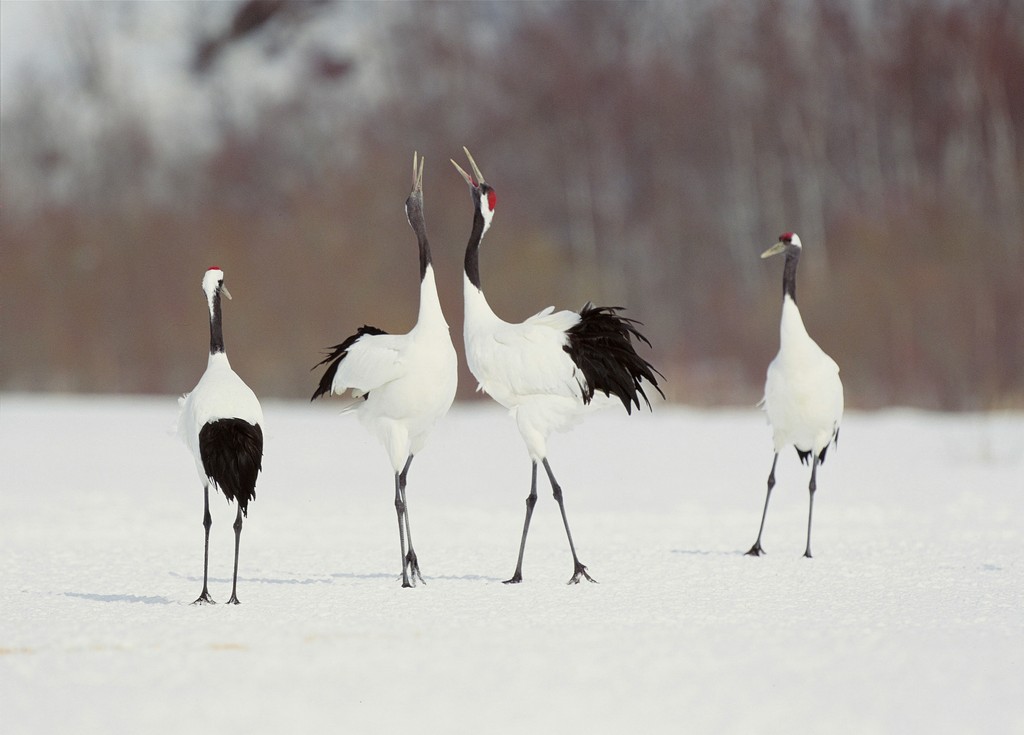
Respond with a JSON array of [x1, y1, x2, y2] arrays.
[[226, 593, 241, 605], [399, 568, 414, 588], [503, 571, 524, 585], [405, 550, 425, 586], [193, 590, 216, 605], [745, 542, 765, 557], [568, 562, 597, 585], [802, 550, 813, 559]]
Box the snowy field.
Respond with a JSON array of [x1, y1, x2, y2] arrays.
[[1, 394, 1022, 734]]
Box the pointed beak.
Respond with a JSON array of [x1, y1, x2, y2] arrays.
[[451, 146, 485, 187], [451, 159, 474, 187], [412, 151, 424, 193], [221, 284, 232, 300], [761, 241, 787, 259]]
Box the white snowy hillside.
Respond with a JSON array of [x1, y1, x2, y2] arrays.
[[1, 395, 1022, 734]]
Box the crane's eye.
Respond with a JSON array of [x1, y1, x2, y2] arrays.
[[486, 189, 497, 211]]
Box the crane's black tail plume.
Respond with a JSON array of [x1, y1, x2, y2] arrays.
[[796, 426, 840, 466], [565, 303, 664, 413], [199, 419, 263, 516]]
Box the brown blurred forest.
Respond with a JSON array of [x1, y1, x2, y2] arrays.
[[1, 0, 1022, 409]]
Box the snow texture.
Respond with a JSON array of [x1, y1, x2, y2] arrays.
[[1, 395, 1022, 733]]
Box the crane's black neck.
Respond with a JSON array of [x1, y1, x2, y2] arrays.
[[782, 249, 799, 303], [464, 204, 485, 290], [209, 291, 225, 355], [407, 198, 431, 281], [418, 233, 431, 281]]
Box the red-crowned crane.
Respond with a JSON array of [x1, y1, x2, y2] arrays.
[[452, 148, 663, 585], [178, 267, 264, 604], [312, 153, 458, 588], [746, 232, 844, 558]]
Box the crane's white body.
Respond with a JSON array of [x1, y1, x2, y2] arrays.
[[463, 286, 612, 461], [179, 352, 264, 485], [328, 265, 457, 473], [763, 295, 843, 457]]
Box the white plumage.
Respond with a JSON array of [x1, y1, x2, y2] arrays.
[[178, 267, 264, 604], [179, 355, 263, 483], [453, 148, 662, 584], [463, 300, 610, 459], [764, 299, 844, 456], [312, 153, 457, 588], [747, 232, 843, 558]]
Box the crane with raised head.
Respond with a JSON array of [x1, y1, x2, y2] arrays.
[[452, 147, 663, 585], [312, 153, 458, 588]]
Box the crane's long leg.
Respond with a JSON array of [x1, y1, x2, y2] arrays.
[[803, 455, 819, 559], [394, 468, 412, 588], [193, 485, 215, 605], [504, 462, 539, 584], [543, 458, 596, 585], [227, 505, 243, 604], [746, 453, 778, 557], [398, 455, 424, 585]]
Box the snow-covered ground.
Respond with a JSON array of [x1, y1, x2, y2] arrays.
[[1, 395, 1021, 733]]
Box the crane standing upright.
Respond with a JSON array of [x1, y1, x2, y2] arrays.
[[746, 232, 844, 559], [313, 154, 458, 588], [453, 148, 662, 585], [179, 267, 264, 605]]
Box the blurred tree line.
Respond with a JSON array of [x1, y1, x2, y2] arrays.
[[1, 0, 1022, 409]]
